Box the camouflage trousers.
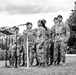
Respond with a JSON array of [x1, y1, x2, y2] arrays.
[[36, 45, 45, 63], [53, 41, 67, 63], [9, 52, 15, 67], [44, 40, 51, 65], [9, 49, 21, 67], [22, 45, 35, 66], [44, 44, 50, 64], [36, 42, 49, 64], [8, 49, 15, 67], [49, 42, 54, 64]]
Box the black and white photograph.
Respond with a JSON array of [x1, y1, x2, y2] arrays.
[[0, 0, 76, 75]]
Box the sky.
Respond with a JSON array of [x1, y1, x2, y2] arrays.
[[0, 0, 75, 33]]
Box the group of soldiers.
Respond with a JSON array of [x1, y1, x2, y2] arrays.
[[5, 15, 70, 68]]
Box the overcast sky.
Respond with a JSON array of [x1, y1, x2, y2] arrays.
[[0, 0, 75, 33]]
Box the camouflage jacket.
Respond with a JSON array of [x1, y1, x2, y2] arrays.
[[10, 33, 21, 45], [50, 22, 70, 42], [23, 29, 36, 47], [35, 27, 51, 48]]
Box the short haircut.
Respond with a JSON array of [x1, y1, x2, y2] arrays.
[[57, 15, 63, 18], [38, 19, 42, 23], [53, 17, 58, 21], [26, 22, 32, 25]]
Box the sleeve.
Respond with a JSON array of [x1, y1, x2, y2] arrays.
[[33, 29, 37, 37], [23, 30, 27, 35], [64, 23, 70, 42], [50, 25, 55, 42], [47, 28, 52, 43], [23, 30, 25, 34]]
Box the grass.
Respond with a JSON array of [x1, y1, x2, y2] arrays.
[[0, 56, 76, 75]]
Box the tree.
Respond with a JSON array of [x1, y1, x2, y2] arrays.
[[67, 2, 76, 28], [67, 2, 76, 53]]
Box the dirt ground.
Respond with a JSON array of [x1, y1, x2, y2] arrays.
[[0, 56, 76, 75]]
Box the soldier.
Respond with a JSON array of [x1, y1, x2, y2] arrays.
[[23, 22, 36, 67], [14, 27, 21, 67], [42, 19, 52, 66], [57, 15, 70, 65], [9, 27, 21, 67], [35, 19, 51, 67], [51, 17, 59, 65], [51, 16, 70, 65]]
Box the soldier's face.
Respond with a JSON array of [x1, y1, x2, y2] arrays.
[[54, 19, 59, 24], [58, 17, 63, 22], [27, 24, 32, 29], [38, 22, 42, 27]]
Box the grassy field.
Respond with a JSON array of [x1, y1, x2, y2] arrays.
[[0, 56, 76, 75]]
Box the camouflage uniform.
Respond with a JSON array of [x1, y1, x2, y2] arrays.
[[44, 27, 51, 65], [23, 29, 36, 66], [35, 27, 50, 66], [9, 34, 21, 67], [51, 22, 70, 63], [9, 44, 16, 67]]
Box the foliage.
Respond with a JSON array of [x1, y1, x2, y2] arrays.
[[66, 2, 76, 49]]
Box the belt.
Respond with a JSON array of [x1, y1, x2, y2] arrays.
[[56, 33, 62, 35]]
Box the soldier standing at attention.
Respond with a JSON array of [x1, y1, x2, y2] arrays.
[[50, 17, 59, 65], [14, 27, 21, 67], [51, 15, 70, 65], [9, 27, 21, 67], [57, 15, 70, 65]]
